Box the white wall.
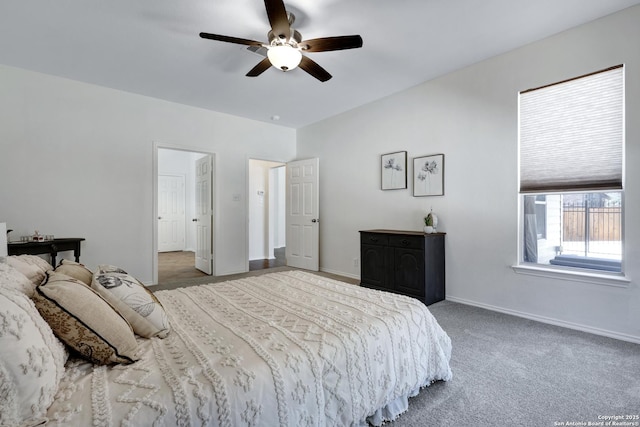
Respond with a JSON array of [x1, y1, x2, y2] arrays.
[[297, 5, 640, 342], [0, 65, 296, 282]]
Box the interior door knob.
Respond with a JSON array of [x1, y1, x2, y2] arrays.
[[158, 216, 162, 220], [192, 218, 198, 222], [311, 218, 319, 223]]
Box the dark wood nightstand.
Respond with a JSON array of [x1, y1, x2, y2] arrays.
[[8, 238, 85, 266]]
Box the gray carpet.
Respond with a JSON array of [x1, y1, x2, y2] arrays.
[[390, 300, 640, 426]]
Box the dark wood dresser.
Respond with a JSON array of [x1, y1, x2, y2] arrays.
[[360, 230, 445, 305]]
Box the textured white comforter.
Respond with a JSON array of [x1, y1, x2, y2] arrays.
[[45, 271, 452, 426]]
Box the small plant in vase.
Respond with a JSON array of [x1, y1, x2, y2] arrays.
[[424, 210, 438, 234]]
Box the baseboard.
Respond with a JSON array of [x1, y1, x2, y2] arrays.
[[446, 295, 640, 345], [319, 267, 360, 281]]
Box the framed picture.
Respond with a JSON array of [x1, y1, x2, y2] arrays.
[[381, 151, 407, 190], [413, 154, 444, 196]]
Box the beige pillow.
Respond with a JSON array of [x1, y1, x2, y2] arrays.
[[55, 259, 93, 285], [33, 271, 139, 365], [92, 269, 170, 338], [6, 255, 53, 290], [17, 254, 53, 272]]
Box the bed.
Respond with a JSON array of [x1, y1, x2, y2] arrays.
[[1, 257, 452, 427]]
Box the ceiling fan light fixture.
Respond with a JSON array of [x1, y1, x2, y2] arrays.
[[267, 45, 302, 71], [199, 0, 362, 81]]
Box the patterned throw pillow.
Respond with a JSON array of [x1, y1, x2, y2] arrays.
[[0, 287, 67, 426], [54, 259, 93, 285], [92, 267, 170, 338], [33, 271, 139, 365], [96, 264, 129, 274]]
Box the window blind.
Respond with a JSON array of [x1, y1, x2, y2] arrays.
[[519, 65, 623, 193]]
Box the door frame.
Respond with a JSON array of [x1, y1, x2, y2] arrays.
[[152, 142, 217, 284], [245, 156, 287, 272]]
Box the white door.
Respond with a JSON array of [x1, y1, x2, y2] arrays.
[[286, 158, 319, 271], [195, 155, 213, 274], [158, 175, 186, 252]]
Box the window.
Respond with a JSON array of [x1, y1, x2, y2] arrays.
[[519, 65, 624, 274]]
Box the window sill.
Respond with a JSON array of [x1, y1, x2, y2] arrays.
[[511, 264, 630, 287]]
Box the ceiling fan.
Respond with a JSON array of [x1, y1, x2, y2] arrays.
[[199, 0, 363, 82]]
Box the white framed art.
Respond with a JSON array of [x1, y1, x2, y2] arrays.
[[381, 151, 407, 190], [413, 154, 444, 196]]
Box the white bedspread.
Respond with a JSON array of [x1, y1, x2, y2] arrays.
[[44, 271, 452, 426]]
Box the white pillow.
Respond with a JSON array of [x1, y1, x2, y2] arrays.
[[0, 261, 34, 296], [0, 287, 67, 426], [92, 269, 170, 338]]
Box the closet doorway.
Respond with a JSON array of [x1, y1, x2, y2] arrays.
[[248, 159, 286, 271]]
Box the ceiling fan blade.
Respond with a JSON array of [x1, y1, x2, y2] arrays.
[[264, 0, 290, 41], [300, 35, 363, 52], [199, 32, 263, 47], [299, 56, 332, 82], [246, 58, 272, 77]]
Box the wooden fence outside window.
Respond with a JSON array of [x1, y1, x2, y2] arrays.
[[563, 204, 621, 242]]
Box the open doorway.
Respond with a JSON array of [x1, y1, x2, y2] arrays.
[[248, 159, 286, 271], [155, 147, 214, 284]]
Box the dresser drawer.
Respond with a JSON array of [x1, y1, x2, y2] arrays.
[[360, 232, 388, 246], [389, 235, 423, 250]]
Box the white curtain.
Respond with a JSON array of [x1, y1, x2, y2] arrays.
[[0, 222, 7, 260], [523, 196, 538, 263]]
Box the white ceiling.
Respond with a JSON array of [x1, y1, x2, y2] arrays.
[[1, 0, 639, 128]]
